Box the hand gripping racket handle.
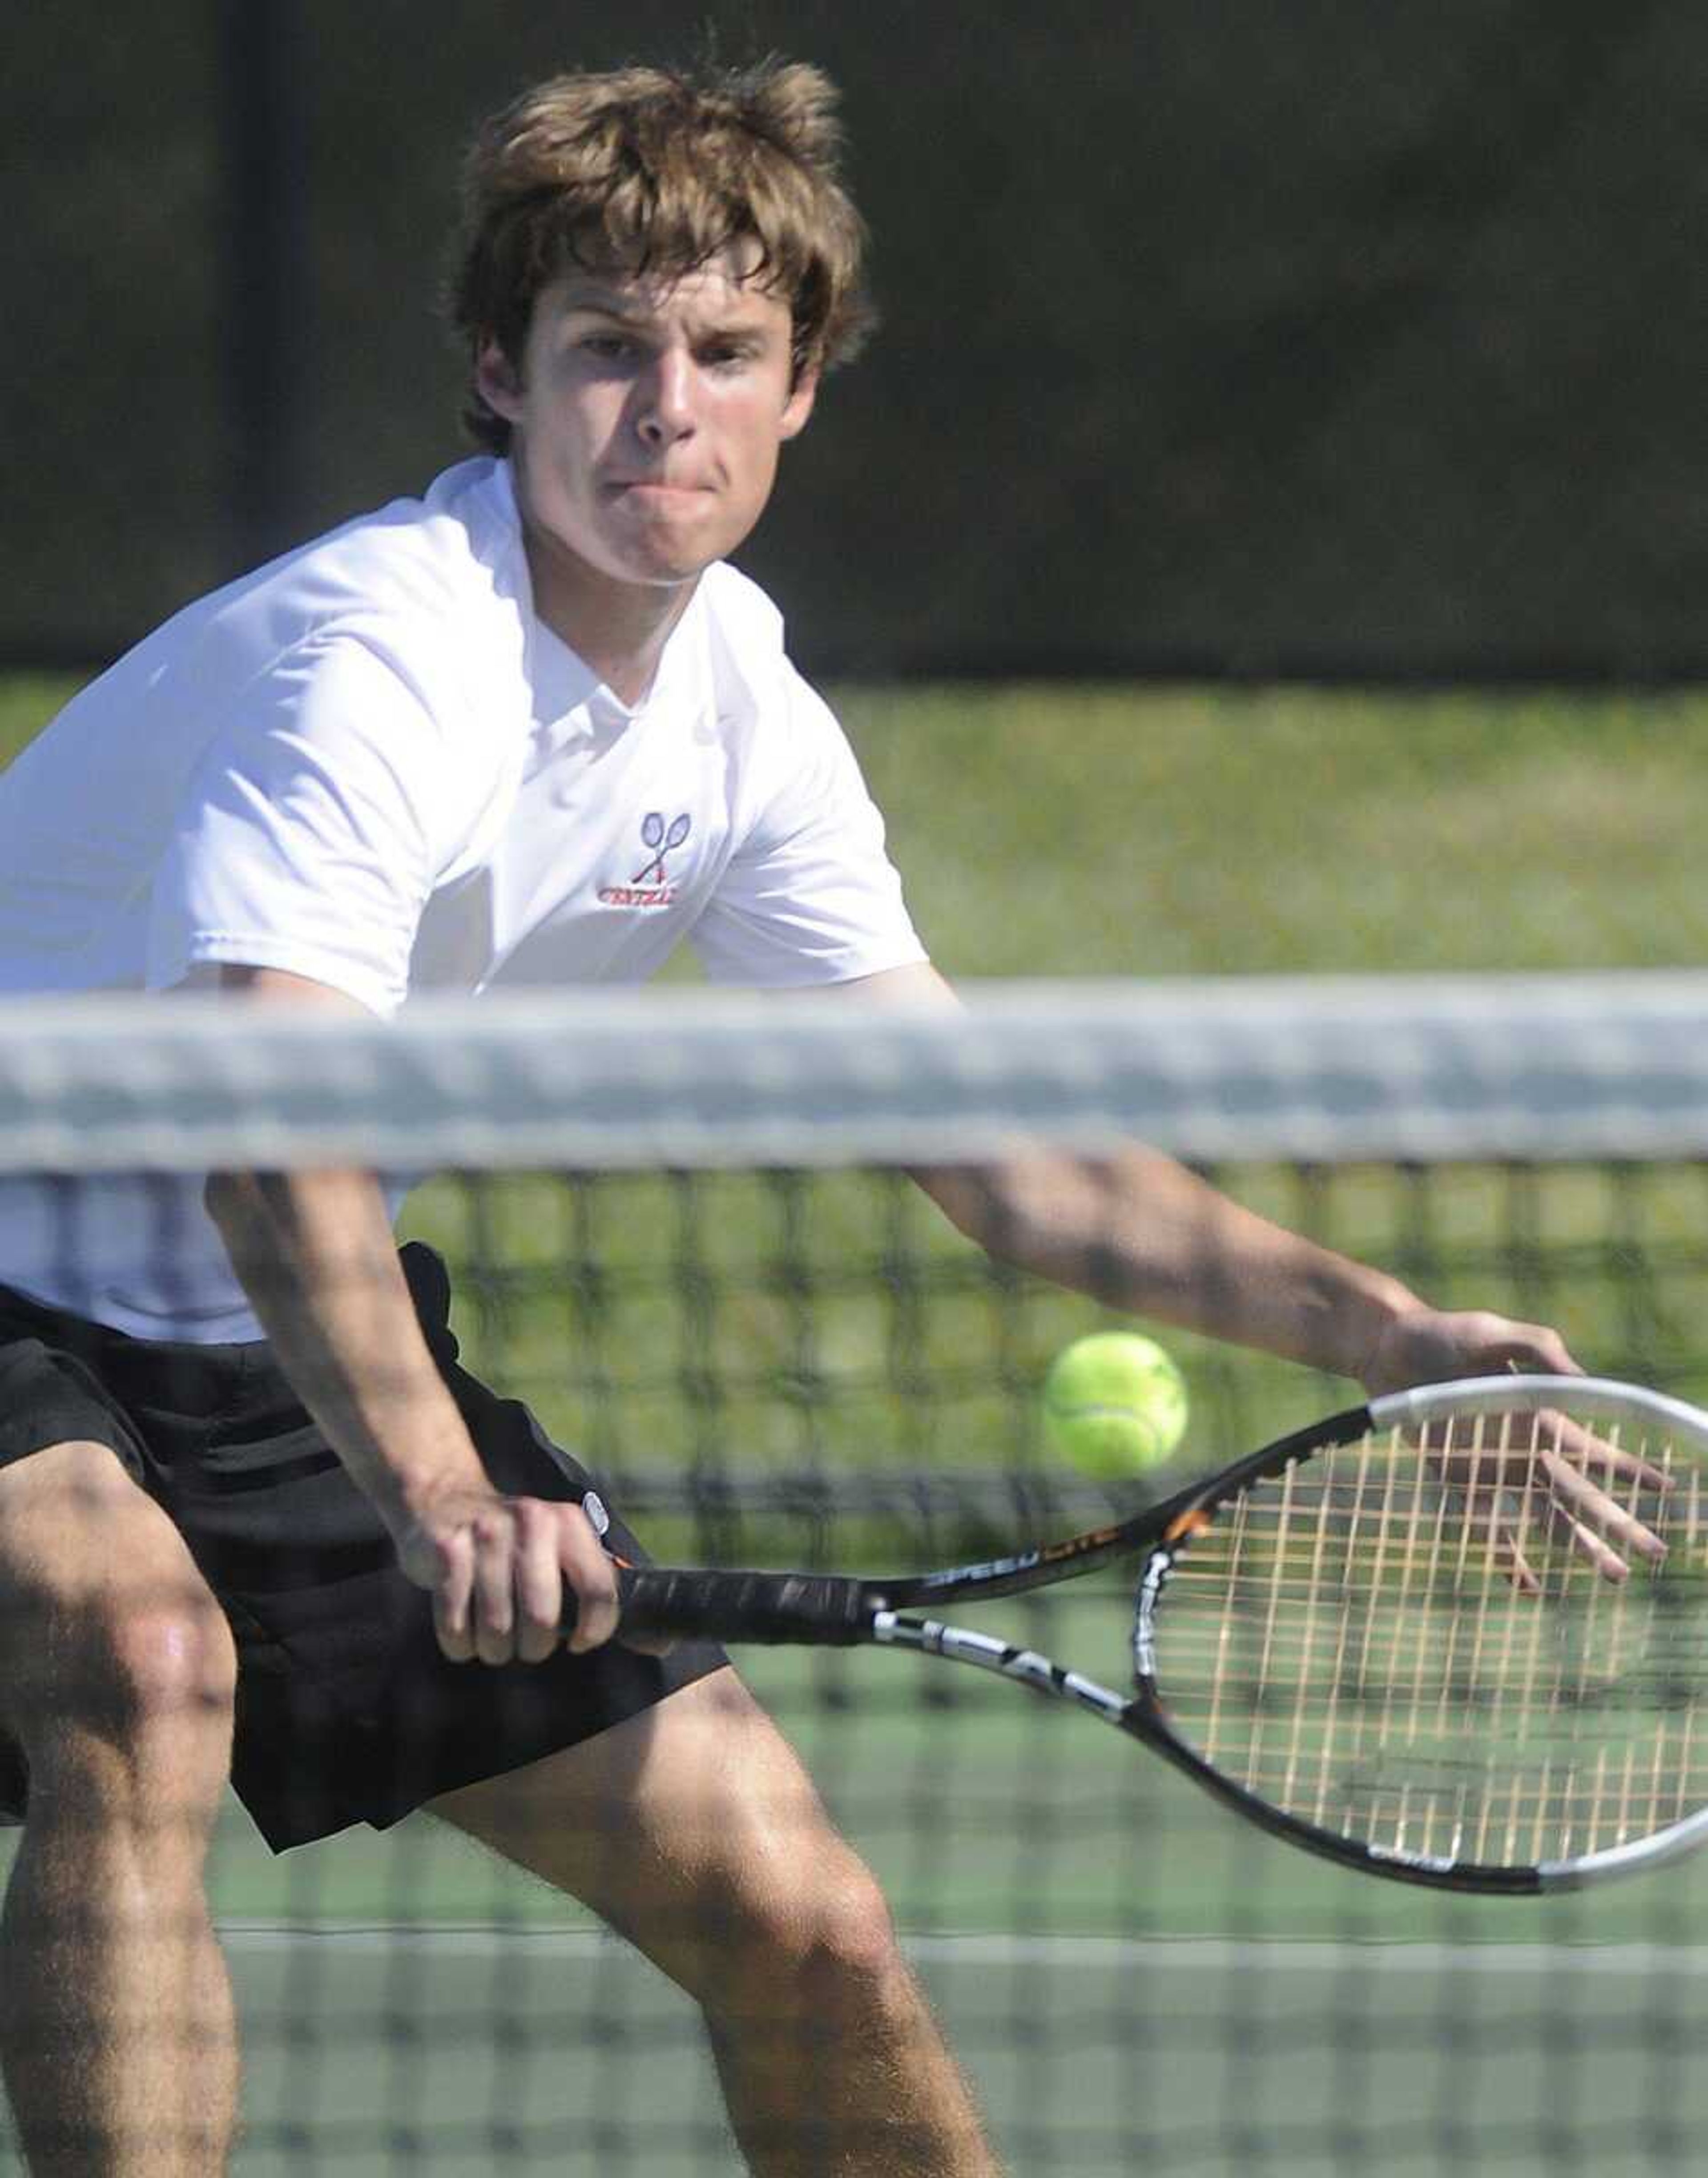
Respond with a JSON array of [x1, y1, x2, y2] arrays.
[[577, 1566, 875, 1646]]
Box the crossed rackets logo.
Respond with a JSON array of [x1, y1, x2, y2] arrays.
[[633, 810, 691, 883]]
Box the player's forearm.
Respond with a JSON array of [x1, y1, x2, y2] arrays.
[[914, 1147, 1418, 1383], [204, 1165, 484, 1530]]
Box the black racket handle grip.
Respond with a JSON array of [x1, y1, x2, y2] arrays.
[[569, 1566, 874, 1646]]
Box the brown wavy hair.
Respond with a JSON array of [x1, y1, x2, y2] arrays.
[[447, 58, 875, 453]]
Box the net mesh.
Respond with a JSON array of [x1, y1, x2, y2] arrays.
[[3, 976, 1708, 2176]]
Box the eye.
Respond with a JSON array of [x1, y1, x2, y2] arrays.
[[703, 339, 762, 372]]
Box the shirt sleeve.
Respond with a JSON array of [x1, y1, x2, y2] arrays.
[[145, 634, 456, 1016], [690, 667, 928, 988]]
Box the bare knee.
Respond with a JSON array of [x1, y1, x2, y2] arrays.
[[78, 1591, 236, 1741], [703, 1831, 911, 2027], [27, 1601, 236, 1838], [0, 1445, 237, 1830]]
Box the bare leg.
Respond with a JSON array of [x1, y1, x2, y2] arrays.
[[430, 1666, 1002, 2178], [0, 1442, 240, 2175]]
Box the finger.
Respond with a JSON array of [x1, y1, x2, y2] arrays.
[[1549, 1430, 1674, 1492], [1489, 1435, 1640, 1584], [1445, 1411, 1672, 1555], [1489, 1520, 1542, 1597], [557, 1505, 620, 1654], [472, 1508, 518, 1666], [1530, 1488, 1631, 1584], [1446, 1469, 1539, 1593], [434, 1528, 477, 1664], [1539, 1449, 1668, 1565], [1523, 1404, 1674, 1490], [1491, 1326, 1580, 1377], [511, 1500, 564, 1666], [1560, 1512, 1631, 1584]]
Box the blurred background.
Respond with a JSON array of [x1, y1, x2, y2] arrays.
[[10, 0, 1708, 683]]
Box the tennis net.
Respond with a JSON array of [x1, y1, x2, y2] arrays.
[[3, 972, 1708, 2176]]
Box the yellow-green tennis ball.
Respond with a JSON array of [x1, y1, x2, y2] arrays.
[[1042, 1333, 1189, 1477]]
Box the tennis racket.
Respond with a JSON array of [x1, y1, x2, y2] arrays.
[[582, 1375, 1708, 1893]]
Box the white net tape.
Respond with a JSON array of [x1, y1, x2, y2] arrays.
[[3, 971, 1707, 1174]]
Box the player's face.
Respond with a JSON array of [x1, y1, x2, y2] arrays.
[[477, 250, 818, 596]]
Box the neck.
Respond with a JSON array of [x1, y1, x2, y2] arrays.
[[512, 482, 697, 709], [535, 552, 698, 708]]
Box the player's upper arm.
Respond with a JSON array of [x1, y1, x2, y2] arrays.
[[197, 965, 380, 1231], [779, 960, 995, 1227]]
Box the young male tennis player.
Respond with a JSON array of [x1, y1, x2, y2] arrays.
[[0, 57, 1659, 2178]]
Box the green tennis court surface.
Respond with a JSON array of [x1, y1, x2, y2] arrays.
[[219, 1927, 1708, 2175], [7, 1641, 1704, 2174]]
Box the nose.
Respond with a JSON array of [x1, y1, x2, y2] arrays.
[[634, 350, 696, 448]]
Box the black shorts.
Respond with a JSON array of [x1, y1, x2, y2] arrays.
[[0, 1242, 728, 1851]]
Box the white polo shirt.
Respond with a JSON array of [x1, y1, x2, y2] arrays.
[[0, 457, 927, 1337]]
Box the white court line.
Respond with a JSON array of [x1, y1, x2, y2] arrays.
[[215, 1923, 1708, 1976]]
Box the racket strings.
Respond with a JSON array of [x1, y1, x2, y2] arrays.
[[1151, 1411, 1708, 1865]]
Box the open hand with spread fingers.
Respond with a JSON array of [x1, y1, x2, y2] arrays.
[[1357, 1305, 1672, 1583]]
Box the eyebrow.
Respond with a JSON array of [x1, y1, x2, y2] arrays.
[[553, 282, 781, 332], [555, 290, 652, 323]]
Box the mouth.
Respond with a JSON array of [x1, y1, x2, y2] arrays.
[[606, 477, 710, 501]]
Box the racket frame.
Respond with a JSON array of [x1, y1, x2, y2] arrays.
[[609, 1376, 1708, 1894]]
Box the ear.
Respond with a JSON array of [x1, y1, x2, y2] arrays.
[[779, 364, 820, 442], [475, 337, 526, 425]]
